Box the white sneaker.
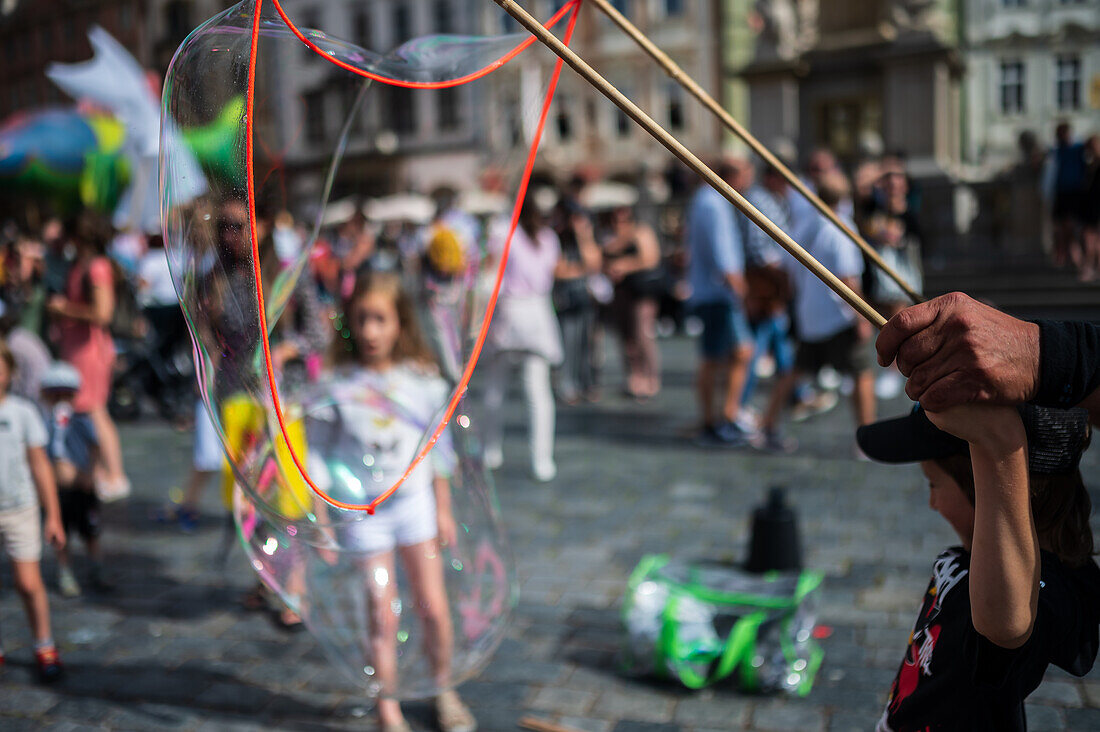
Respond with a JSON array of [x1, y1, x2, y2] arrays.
[[483, 445, 503, 470], [532, 459, 557, 483], [735, 407, 759, 433], [59, 567, 81, 598]]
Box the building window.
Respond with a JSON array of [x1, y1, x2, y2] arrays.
[[394, 4, 411, 43], [305, 90, 326, 143], [165, 1, 192, 43], [612, 0, 630, 16], [386, 86, 416, 133], [555, 97, 573, 141], [120, 2, 134, 30], [341, 82, 362, 128], [664, 0, 685, 15], [300, 9, 320, 60], [354, 8, 371, 47], [1055, 55, 1080, 110], [498, 8, 518, 33], [667, 82, 685, 131], [434, 0, 453, 33], [499, 94, 523, 148], [614, 87, 633, 138], [999, 61, 1024, 114], [438, 87, 460, 130]]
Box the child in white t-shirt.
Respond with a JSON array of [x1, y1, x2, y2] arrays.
[[0, 340, 65, 682]]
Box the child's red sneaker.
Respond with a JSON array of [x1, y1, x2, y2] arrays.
[[34, 645, 63, 683]]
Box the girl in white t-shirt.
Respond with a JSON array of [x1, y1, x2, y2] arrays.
[[317, 271, 474, 732]]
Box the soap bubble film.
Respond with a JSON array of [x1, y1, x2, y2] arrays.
[[233, 413, 515, 699], [161, 0, 579, 700], [161, 0, 576, 519]]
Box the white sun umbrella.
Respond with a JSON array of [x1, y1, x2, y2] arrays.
[[458, 189, 508, 217], [47, 25, 207, 235], [580, 180, 639, 212], [320, 197, 359, 227], [363, 193, 434, 224]]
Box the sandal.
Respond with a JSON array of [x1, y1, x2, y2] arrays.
[[277, 608, 305, 632], [240, 584, 269, 612]]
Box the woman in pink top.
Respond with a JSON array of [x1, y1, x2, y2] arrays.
[[47, 213, 128, 497], [482, 197, 562, 482]]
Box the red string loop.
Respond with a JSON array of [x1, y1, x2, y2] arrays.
[[244, 0, 583, 513]]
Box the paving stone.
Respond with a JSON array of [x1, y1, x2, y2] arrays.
[[1083, 680, 1100, 707], [610, 722, 682, 732], [828, 711, 880, 731], [528, 686, 599, 714], [591, 688, 676, 724], [750, 698, 827, 732], [0, 718, 48, 731], [671, 693, 750, 727], [1024, 704, 1065, 731], [0, 684, 58, 715], [1064, 707, 1100, 729], [42, 697, 114, 725], [2, 339, 1098, 729], [1030, 679, 1083, 707], [557, 716, 614, 732]]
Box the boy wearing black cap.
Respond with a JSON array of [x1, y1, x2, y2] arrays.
[[857, 404, 1100, 731]]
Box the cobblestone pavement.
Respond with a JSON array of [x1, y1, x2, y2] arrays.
[[1, 336, 1098, 731]]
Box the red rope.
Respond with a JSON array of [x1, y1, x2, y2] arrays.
[[269, 0, 579, 89], [245, 0, 583, 513]]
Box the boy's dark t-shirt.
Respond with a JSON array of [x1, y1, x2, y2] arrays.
[[879, 547, 1100, 731]]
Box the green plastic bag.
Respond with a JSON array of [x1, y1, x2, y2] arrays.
[[621, 554, 824, 695]]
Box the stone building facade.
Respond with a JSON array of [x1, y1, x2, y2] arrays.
[[961, 0, 1100, 170], [0, 0, 147, 119], [736, 0, 963, 174]]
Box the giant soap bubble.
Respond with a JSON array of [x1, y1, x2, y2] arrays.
[[161, 0, 582, 699], [233, 375, 514, 698]]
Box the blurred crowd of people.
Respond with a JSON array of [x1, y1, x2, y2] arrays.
[[0, 122, 1094, 684], [1047, 123, 1100, 281]]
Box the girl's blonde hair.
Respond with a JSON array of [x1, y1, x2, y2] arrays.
[[330, 270, 437, 369]]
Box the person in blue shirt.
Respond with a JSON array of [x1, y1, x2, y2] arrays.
[[684, 159, 756, 447], [1051, 122, 1087, 270]]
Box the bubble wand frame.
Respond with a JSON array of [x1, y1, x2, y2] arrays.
[[588, 0, 923, 305], [491, 0, 887, 329]]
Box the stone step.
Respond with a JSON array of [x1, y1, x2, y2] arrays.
[[923, 267, 1100, 322]]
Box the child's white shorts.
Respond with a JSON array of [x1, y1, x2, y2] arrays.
[[0, 504, 42, 561], [193, 400, 224, 473], [335, 490, 437, 556]]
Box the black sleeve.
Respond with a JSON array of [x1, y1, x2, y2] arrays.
[[966, 554, 1087, 689], [1032, 320, 1100, 408]]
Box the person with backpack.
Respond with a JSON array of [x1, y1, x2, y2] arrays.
[[46, 212, 129, 501]]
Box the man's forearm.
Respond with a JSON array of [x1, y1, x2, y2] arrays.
[[1033, 320, 1100, 409]]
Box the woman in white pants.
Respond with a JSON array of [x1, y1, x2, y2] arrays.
[[482, 197, 563, 482]]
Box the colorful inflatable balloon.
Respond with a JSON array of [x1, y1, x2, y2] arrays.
[[0, 108, 128, 212]]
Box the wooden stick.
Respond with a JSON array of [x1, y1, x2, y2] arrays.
[[519, 716, 586, 732], [493, 0, 887, 329], [589, 0, 923, 305]]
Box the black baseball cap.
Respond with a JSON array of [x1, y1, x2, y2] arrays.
[[856, 404, 1091, 476]]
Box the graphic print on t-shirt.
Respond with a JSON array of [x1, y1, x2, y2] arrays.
[[878, 549, 969, 731]]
